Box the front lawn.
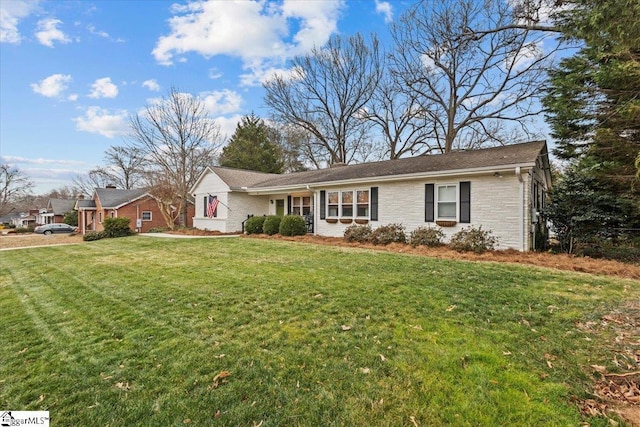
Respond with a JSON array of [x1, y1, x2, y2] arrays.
[[1, 236, 637, 426]]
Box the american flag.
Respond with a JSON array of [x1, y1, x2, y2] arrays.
[[207, 195, 219, 218]]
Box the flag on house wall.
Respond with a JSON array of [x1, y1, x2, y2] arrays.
[[207, 195, 219, 218]]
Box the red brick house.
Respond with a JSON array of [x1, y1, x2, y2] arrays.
[[75, 187, 194, 235]]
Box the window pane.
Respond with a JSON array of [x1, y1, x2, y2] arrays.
[[438, 202, 456, 218], [438, 185, 456, 202], [292, 207, 301, 215], [328, 192, 338, 204], [357, 190, 369, 203], [342, 205, 353, 217], [342, 191, 353, 204], [303, 197, 310, 206], [357, 206, 369, 217], [328, 206, 338, 217]]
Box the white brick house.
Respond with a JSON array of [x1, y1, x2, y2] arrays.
[[190, 141, 552, 251]]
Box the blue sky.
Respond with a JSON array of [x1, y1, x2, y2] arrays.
[[1, 0, 405, 194]]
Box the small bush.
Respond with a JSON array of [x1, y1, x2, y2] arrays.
[[344, 224, 373, 243], [103, 217, 133, 238], [263, 215, 282, 236], [279, 215, 307, 236], [245, 216, 266, 234], [449, 226, 497, 253], [409, 227, 445, 247], [14, 227, 31, 234], [83, 231, 106, 241], [371, 223, 406, 245]]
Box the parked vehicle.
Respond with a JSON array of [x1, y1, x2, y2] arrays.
[[34, 223, 78, 235]]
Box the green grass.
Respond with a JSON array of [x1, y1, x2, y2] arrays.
[[1, 236, 637, 426]]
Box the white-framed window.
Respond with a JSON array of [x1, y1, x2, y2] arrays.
[[141, 211, 152, 221], [325, 189, 371, 219], [341, 191, 353, 217], [436, 184, 457, 220], [356, 190, 369, 217], [291, 197, 301, 215], [327, 191, 339, 217]]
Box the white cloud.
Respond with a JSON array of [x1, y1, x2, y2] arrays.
[[208, 67, 223, 80], [200, 89, 243, 115], [214, 114, 244, 141], [31, 73, 72, 98], [1, 155, 86, 166], [152, 0, 344, 86], [73, 106, 128, 138], [374, 0, 393, 24], [67, 93, 78, 101], [0, 0, 39, 44], [35, 18, 71, 47], [88, 77, 118, 98], [142, 79, 160, 91]]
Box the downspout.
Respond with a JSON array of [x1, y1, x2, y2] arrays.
[[515, 167, 525, 252], [306, 185, 317, 236]]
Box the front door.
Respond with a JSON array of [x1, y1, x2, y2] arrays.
[[276, 199, 285, 216]]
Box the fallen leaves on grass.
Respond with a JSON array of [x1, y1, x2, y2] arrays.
[[114, 381, 130, 391], [341, 325, 352, 331], [212, 371, 231, 388]]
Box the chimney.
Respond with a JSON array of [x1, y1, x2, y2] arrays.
[[106, 184, 116, 189]]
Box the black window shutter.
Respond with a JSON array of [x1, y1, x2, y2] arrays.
[[287, 195, 292, 215], [319, 191, 326, 220], [203, 196, 207, 217], [370, 187, 378, 221], [425, 184, 434, 222], [460, 181, 471, 223]]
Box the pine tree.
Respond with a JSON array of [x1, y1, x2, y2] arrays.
[[219, 114, 284, 174]]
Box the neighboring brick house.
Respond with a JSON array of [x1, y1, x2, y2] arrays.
[[190, 141, 553, 251], [75, 186, 194, 235], [39, 199, 76, 224]]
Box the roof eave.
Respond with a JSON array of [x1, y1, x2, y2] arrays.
[[244, 162, 537, 194]]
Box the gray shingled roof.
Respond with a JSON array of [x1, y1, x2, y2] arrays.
[[95, 188, 149, 208], [214, 141, 547, 190], [48, 198, 76, 215], [76, 199, 96, 209], [211, 167, 278, 188]]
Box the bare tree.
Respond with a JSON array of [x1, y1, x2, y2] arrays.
[[364, 73, 437, 159], [129, 86, 222, 228], [72, 170, 112, 198], [389, 0, 560, 153], [100, 145, 146, 189], [0, 163, 34, 216], [264, 33, 382, 165]]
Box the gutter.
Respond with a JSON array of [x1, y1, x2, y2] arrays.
[[243, 163, 536, 195]]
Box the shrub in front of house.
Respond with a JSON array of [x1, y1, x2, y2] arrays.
[[371, 223, 406, 245], [14, 227, 31, 233], [245, 216, 266, 234], [344, 224, 373, 243], [279, 215, 307, 236], [83, 231, 106, 241], [409, 226, 445, 247], [448, 226, 497, 253], [263, 215, 282, 236], [103, 217, 133, 238]]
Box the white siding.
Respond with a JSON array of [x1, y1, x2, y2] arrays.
[[315, 172, 527, 250], [192, 171, 231, 232], [227, 192, 270, 232]]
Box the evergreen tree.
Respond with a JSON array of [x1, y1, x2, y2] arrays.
[[219, 114, 284, 173], [543, 0, 640, 247]]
